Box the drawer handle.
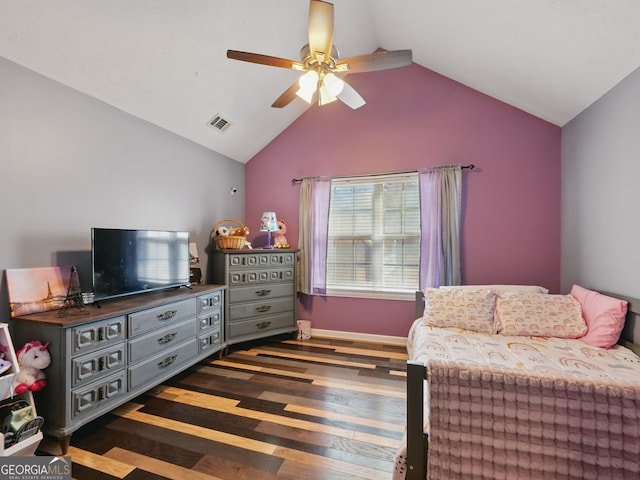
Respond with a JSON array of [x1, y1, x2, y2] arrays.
[[256, 289, 271, 297], [99, 324, 121, 341], [256, 321, 272, 330], [256, 305, 272, 313], [201, 297, 220, 308], [158, 355, 177, 369], [157, 332, 177, 345], [157, 310, 177, 321]]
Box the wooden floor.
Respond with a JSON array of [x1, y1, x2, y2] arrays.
[[38, 336, 408, 479]]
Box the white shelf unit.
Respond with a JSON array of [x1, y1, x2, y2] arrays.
[[0, 323, 43, 456]]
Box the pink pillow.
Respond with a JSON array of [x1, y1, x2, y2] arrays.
[[570, 284, 628, 349]]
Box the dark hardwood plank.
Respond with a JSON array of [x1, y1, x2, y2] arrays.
[[38, 337, 407, 479]]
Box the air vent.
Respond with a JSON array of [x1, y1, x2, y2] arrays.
[[207, 114, 231, 132]]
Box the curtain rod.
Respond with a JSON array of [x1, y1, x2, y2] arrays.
[[291, 164, 475, 184]]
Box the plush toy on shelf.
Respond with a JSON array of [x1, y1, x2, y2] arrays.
[[13, 341, 51, 394], [273, 219, 290, 249], [214, 225, 230, 238]]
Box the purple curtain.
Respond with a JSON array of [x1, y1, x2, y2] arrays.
[[419, 165, 462, 289], [297, 177, 331, 295]]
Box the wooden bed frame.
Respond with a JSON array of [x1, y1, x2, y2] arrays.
[[405, 290, 640, 480]]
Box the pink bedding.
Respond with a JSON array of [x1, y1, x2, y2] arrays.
[[394, 321, 640, 480], [408, 321, 640, 383]]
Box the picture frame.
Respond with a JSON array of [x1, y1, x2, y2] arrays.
[[6, 266, 72, 317]]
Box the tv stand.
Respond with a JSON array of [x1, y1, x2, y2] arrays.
[[10, 284, 225, 454]]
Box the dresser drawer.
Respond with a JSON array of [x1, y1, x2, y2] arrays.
[[72, 370, 127, 419], [228, 267, 294, 286], [229, 282, 294, 303], [72, 316, 126, 355], [128, 299, 196, 337], [198, 290, 222, 313], [198, 330, 222, 354], [198, 310, 222, 333], [128, 318, 197, 364], [228, 252, 295, 269], [72, 342, 126, 387], [228, 313, 295, 339], [128, 338, 197, 391], [230, 297, 293, 321]]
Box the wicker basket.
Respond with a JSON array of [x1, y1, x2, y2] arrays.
[[213, 218, 247, 250]]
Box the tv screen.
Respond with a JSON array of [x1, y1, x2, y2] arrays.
[[92, 228, 190, 301]]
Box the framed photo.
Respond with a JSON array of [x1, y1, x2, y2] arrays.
[[6, 266, 72, 317]]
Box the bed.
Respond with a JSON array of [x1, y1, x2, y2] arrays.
[[394, 285, 640, 480]]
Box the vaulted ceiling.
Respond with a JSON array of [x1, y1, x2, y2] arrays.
[[2, 1, 640, 164]]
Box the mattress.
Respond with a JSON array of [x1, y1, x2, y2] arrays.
[[408, 318, 640, 385]]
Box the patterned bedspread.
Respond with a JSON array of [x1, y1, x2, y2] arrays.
[[408, 320, 640, 383], [394, 320, 640, 480]]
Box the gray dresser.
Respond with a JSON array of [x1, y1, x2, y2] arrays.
[[10, 284, 224, 454], [211, 249, 298, 345]]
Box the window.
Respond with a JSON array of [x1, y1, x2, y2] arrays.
[[326, 173, 420, 298]]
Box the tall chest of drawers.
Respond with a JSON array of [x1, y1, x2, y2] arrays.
[[211, 249, 298, 345], [10, 284, 224, 454]]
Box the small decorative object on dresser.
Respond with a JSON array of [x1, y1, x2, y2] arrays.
[[189, 242, 203, 284], [6, 266, 72, 317], [213, 219, 249, 250], [259, 211, 279, 249], [273, 218, 290, 249], [211, 249, 298, 345]]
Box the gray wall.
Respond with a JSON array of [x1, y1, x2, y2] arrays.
[[0, 57, 244, 319], [561, 66, 640, 298]]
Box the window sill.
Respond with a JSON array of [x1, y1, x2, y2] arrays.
[[325, 289, 415, 301]]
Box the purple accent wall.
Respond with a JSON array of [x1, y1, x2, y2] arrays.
[[245, 63, 561, 337]]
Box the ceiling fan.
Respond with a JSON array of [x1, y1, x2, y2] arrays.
[[227, 0, 412, 109]]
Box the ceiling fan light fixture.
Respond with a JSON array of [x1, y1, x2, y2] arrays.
[[296, 87, 315, 104], [227, 1, 412, 110], [323, 73, 344, 96], [298, 70, 319, 89], [318, 82, 337, 105], [296, 70, 319, 104]]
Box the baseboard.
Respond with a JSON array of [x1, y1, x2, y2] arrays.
[[309, 329, 407, 346]]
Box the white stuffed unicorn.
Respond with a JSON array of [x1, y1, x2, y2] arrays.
[[13, 341, 51, 395]]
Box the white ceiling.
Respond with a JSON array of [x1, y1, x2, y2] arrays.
[[2, 0, 640, 164]]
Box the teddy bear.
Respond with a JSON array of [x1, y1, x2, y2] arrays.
[[273, 219, 290, 248], [13, 341, 51, 395]]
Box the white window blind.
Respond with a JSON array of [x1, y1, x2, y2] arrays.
[[326, 173, 420, 296]]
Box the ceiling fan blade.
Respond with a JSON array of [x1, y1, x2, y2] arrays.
[[337, 81, 366, 109], [335, 49, 413, 73], [227, 50, 304, 70], [308, 0, 334, 63], [272, 81, 302, 108]]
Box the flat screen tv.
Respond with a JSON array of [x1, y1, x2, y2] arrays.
[[91, 228, 190, 301]]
